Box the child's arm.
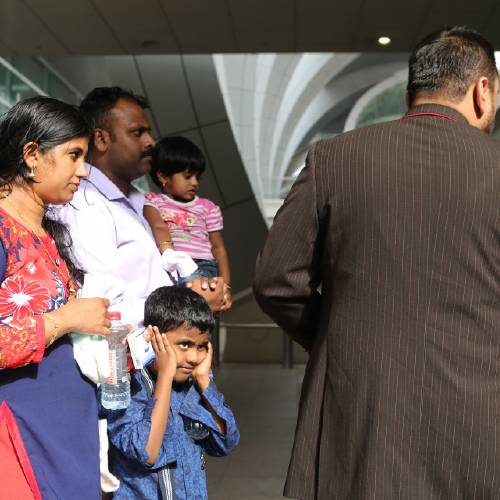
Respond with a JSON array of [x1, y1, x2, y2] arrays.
[[144, 327, 177, 464], [143, 205, 174, 253], [208, 231, 232, 309], [193, 343, 226, 434]]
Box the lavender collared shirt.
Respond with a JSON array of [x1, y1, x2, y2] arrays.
[[57, 165, 173, 327]]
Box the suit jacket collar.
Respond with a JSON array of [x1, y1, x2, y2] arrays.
[[405, 103, 469, 125]]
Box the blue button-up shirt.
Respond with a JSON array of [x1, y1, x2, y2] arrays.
[[102, 369, 240, 499]]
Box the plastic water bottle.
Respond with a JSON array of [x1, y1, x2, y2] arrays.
[[101, 311, 130, 410]]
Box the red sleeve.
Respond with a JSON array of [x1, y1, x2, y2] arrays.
[[0, 316, 46, 369]]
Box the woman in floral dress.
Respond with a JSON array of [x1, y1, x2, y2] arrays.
[[0, 97, 111, 499]]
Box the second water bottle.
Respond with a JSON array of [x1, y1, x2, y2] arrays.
[[101, 311, 130, 410]]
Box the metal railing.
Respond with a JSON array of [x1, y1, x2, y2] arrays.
[[213, 322, 294, 369]]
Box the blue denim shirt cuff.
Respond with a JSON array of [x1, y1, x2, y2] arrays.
[[201, 380, 225, 409], [179, 380, 227, 433]]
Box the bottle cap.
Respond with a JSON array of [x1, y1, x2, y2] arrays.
[[108, 311, 121, 320]]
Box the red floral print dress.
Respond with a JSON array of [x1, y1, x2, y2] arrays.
[[0, 208, 71, 369], [0, 207, 100, 499]]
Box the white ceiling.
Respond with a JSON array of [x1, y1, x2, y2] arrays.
[[2, 0, 500, 55]]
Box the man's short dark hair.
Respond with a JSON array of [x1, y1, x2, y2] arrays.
[[150, 136, 206, 188], [144, 286, 214, 334], [80, 86, 149, 149], [407, 26, 497, 102]]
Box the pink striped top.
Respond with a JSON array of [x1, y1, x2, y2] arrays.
[[144, 193, 223, 260]]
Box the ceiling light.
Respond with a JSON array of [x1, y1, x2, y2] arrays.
[[141, 40, 160, 47], [378, 36, 391, 46]]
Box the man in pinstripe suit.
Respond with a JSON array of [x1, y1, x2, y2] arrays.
[[254, 27, 500, 499]]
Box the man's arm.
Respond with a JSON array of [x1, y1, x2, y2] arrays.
[[58, 193, 146, 326], [253, 146, 324, 352]]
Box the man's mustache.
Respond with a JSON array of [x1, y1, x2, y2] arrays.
[[140, 148, 154, 159]]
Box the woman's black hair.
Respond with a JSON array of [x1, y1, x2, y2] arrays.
[[150, 136, 206, 188], [0, 96, 91, 283], [144, 286, 214, 334]]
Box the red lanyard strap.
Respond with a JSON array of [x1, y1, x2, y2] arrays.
[[401, 112, 455, 121]]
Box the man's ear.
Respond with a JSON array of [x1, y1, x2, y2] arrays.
[[93, 128, 111, 153], [472, 77, 490, 118]]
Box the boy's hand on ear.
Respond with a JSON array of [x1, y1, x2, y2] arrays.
[[151, 326, 177, 380], [193, 342, 213, 392]]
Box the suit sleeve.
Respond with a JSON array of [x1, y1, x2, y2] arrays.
[[253, 144, 325, 352]]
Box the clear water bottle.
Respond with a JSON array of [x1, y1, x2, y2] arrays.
[[101, 311, 131, 410]]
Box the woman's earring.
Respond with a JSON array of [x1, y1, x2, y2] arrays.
[[26, 165, 36, 179]]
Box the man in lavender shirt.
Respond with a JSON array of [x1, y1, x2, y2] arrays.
[[58, 87, 224, 327]]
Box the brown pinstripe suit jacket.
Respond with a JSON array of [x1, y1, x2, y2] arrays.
[[253, 103, 500, 500]]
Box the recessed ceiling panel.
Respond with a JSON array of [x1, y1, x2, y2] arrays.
[[0, 0, 500, 54], [24, 0, 124, 54], [0, 0, 67, 54], [161, 0, 236, 52], [92, 0, 179, 53]]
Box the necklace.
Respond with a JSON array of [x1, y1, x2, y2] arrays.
[[401, 112, 456, 121], [4, 196, 77, 298]]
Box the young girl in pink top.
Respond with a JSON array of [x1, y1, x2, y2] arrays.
[[144, 136, 232, 309]]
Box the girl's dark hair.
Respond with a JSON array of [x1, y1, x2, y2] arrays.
[[144, 286, 214, 334], [0, 96, 91, 283], [150, 136, 206, 188]]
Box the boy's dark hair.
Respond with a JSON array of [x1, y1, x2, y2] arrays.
[[407, 26, 497, 103], [80, 86, 149, 150], [144, 286, 214, 333], [150, 136, 206, 188]]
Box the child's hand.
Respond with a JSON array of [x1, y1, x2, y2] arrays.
[[193, 342, 213, 392], [150, 326, 177, 380]]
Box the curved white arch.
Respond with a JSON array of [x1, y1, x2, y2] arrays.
[[216, 54, 414, 204], [276, 62, 406, 185], [343, 68, 407, 132]]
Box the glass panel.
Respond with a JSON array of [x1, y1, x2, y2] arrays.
[[6, 72, 39, 103], [9, 57, 46, 92], [47, 73, 78, 104], [132, 175, 154, 194], [0, 63, 11, 104], [356, 81, 407, 128], [2, 56, 80, 106]]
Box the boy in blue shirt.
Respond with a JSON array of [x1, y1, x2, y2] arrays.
[[103, 286, 239, 499]]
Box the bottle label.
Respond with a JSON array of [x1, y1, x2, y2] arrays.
[[107, 350, 118, 384], [127, 327, 156, 369]]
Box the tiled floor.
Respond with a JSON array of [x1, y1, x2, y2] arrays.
[[206, 364, 304, 500]]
